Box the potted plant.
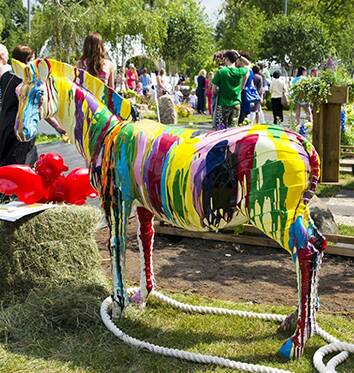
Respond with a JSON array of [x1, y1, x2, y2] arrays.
[[290, 69, 352, 182]]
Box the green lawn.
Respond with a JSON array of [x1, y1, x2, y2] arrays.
[[339, 224, 354, 236], [143, 112, 212, 125], [35, 134, 62, 144], [316, 174, 354, 197], [0, 283, 353, 373]]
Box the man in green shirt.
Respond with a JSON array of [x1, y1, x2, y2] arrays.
[[212, 50, 251, 129]]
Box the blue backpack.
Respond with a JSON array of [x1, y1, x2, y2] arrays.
[[244, 70, 261, 104]]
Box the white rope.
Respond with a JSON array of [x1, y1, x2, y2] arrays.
[[101, 288, 353, 373], [313, 342, 353, 373]]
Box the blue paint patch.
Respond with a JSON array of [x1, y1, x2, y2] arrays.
[[279, 337, 293, 360], [117, 143, 133, 202], [112, 93, 122, 117], [288, 216, 308, 251], [161, 145, 176, 221]]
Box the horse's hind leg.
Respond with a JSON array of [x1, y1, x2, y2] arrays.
[[130, 206, 155, 306], [279, 216, 326, 359]]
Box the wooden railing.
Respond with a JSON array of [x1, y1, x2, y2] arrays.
[[155, 224, 354, 258]]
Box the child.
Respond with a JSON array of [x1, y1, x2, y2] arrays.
[[136, 82, 143, 96], [189, 89, 198, 110], [173, 85, 183, 105]]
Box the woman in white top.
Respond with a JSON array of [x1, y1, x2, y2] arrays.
[[270, 71, 286, 124]]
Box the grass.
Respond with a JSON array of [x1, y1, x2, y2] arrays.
[[0, 284, 353, 373], [35, 134, 61, 144], [316, 174, 354, 197], [143, 112, 212, 125], [338, 224, 354, 236], [178, 114, 212, 124]]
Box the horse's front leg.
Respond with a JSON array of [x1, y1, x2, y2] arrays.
[[279, 218, 325, 359], [109, 196, 131, 318], [129, 206, 155, 306]]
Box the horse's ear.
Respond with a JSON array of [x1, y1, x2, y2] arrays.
[[36, 58, 52, 81], [12, 59, 27, 81]]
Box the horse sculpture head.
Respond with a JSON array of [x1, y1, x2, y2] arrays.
[[13, 58, 58, 142]]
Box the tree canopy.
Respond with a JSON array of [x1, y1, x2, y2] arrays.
[[216, 0, 353, 71], [0, 0, 352, 74], [216, 3, 266, 60], [260, 13, 330, 71], [161, 0, 214, 74], [0, 0, 27, 52]]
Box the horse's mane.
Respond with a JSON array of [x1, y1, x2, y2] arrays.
[[48, 59, 137, 121]]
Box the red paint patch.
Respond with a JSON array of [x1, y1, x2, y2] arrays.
[[145, 133, 178, 213], [137, 207, 155, 293]]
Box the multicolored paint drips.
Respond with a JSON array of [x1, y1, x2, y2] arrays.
[[13, 58, 327, 360]]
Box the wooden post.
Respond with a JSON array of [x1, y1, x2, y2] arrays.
[[312, 86, 349, 182]]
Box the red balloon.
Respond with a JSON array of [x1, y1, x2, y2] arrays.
[[0, 165, 44, 204], [35, 153, 68, 186], [63, 168, 98, 205], [0, 153, 98, 205]]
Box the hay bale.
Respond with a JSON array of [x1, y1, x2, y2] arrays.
[[0, 205, 102, 298], [0, 282, 110, 342]]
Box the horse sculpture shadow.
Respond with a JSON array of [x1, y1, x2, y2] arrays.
[[12, 58, 327, 360]]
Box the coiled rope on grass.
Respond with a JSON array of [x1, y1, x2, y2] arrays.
[[100, 288, 353, 373]]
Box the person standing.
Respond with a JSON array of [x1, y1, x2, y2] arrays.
[[291, 66, 312, 123], [125, 63, 138, 91], [77, 32, 115, 88], [310, 68, 318, 77], [0, 44, 65, 168], [140, 68, 152, 96], [156, 68, 169, 98], [196, 69, 206, 114], [212, 50, 251, 130], [270, 71, 286, 124], [252, 65, 263, 124], [205, 71, 214, 115]]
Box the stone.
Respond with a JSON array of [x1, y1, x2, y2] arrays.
[[309, 195, 338, 234], [158, 94, 177, 125]]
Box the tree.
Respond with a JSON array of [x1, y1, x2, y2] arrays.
[[30, 0, 95, 63], [30, 0, 167, 67], [288, 0, 354, 70], [260, 13, 331, 72], [216, 3, 266, 59], [0, 0, 27, 52], [161, 0, 214, 75], [95, 0, 167, 66]]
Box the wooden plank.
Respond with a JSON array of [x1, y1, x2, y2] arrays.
[[325, 233, 354, 245], [326, 245, 354, 257], [327, 86, 349, 104], [155, 225, 354, 257], [341, 152, 354, 158], [312, 108, 324, 176], [155, 225, 281, 249], [322, 104, 341, 182]]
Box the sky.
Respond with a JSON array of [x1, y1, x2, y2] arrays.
[[200, 0, 222, 25]]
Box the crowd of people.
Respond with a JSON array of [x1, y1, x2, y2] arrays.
[[118, 47, 317, 131], [0, 30, 319, 171]]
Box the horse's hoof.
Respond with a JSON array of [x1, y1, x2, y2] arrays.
[[278, 337, 303, 360], [112, 303, 123, 319], [278, 310, 297, 335]]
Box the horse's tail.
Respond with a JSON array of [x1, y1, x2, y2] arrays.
[[300, 136, 320, 205]]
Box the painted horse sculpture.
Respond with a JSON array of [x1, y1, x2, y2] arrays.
[[12, 58, 326, 360]]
